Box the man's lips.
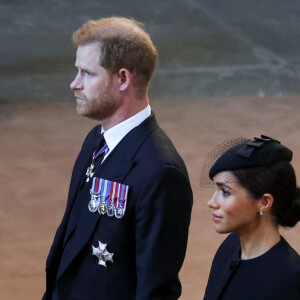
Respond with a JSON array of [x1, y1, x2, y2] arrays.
[[75, 96, 85, 103], [212, 213, 223, 221]]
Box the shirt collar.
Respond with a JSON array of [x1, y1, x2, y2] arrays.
[[102, 105, 151, 154]]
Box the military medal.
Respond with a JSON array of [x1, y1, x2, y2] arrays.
[[115, 206, 124, 219], [88, 196, 99, 213], [88, 176, 129, 218], [98, 202, 107, 215], [86, 143, 109, 182], [107, 181, 117, 217], [107, 204, 115, 217], [85, 163, 95, 182], [88, 177, 102, 213], [92, 240, 114, 267], [98, 179, 109, 215], [115, 183, 129, 219], [115, 183, 123, 218]]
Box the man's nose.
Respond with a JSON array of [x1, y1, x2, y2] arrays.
[[70, 73, 83, 90]]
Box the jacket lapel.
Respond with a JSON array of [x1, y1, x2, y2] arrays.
[[46, 126, 101, 274], [56, 113, 158, 280]]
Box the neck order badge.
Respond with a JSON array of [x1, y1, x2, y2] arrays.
[[88, 177, 129, 218], [86, 143, 109, 182]]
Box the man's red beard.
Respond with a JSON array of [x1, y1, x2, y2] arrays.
[[75, 80, 122, 121]]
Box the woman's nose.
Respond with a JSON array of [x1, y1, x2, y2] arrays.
[[207, 192, 219, 209]]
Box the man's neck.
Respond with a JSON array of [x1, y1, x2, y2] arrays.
[[101, 98, 149, 131]]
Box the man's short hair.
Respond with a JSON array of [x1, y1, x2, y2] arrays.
[[72, 17, 158, 98]]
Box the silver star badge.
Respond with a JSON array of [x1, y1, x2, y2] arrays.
[[92, 241, 114, 267]]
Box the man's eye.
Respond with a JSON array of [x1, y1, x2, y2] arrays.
[[82, 70, 92, 76]]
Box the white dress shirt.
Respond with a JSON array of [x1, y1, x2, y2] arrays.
[[101, 105, 151, 162]]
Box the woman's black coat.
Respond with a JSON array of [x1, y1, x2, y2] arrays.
[[204, 233, 300, 300]]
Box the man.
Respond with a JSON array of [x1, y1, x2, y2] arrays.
[[43, 17, 193, 300]]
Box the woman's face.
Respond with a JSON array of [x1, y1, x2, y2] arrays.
[[208, 171, 260, 235]]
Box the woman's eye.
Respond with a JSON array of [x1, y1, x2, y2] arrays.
[[222, 189, 230, 197]]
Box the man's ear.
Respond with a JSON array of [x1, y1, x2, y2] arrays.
[[257, 193, 274, 214], [118, 68, 132, 92]]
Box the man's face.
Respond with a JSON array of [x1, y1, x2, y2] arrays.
[[70, 42, 121, 121]]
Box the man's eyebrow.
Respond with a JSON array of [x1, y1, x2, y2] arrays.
[[74, 65, 94, 73]]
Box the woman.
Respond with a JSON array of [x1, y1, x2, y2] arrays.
[[202, 135, 300, 300]]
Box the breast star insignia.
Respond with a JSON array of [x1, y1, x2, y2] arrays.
[[92, 241, 114, 267]]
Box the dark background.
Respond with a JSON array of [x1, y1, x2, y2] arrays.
[[2, 0, 300, 103]]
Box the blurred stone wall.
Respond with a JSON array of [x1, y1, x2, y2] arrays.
[[1, 0, 300, 103]]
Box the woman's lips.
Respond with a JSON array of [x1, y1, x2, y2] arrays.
[[212, 213, 222, 222]]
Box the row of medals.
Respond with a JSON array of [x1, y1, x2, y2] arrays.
[[88, 191, 124, 219]]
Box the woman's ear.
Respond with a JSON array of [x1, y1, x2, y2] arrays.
[[257, 193, 274, 214], [118, 68, 131, 92]]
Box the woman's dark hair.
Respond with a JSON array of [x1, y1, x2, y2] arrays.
[[232, 161, 300, 227]]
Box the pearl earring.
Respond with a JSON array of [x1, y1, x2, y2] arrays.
[[259, 211, 263, 216]]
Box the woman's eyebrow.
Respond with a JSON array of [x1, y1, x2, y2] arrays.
[[215, 182, 232, 190]]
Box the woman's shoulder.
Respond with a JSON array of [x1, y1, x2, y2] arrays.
[[275, 237, 300, 271], [248, 236, 300, 286], [265, 237, 300, 298]]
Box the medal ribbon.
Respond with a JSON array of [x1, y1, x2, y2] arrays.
[[115, 183, 129, 210], [119, 184, 129, 210], [100, 179, 111, 205], [100, 179, 105, 198], [91, 177, 102, 195], [115, 183, 121, 208], [86, 142, 109, 182], [93, 143, 109, 160], [109, 181, 117, 205]]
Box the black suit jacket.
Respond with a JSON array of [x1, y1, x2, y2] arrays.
[[204, 233, 300, 300], [43, 113, 193, 300]]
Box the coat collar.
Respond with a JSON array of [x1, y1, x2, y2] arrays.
[[204, 233, 242, 300]]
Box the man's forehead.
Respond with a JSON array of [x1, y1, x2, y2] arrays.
[[75, 43, 101, 65], [75, 46, 100, 70]]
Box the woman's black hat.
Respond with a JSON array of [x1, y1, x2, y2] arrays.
[[209, 135, 293, 179]]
